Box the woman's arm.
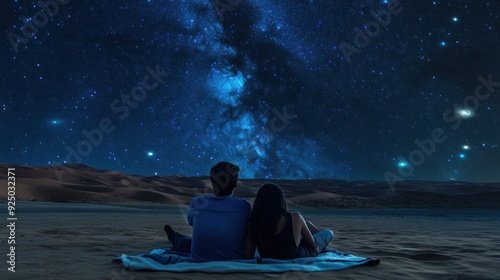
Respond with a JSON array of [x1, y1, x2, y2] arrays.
[[291, 212, 319, 255]]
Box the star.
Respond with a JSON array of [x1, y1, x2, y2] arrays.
[[147, 151, 154, 157], [48, 119, 63, 126], [398, 161, 408, 168], [456, 109, 474, 118]]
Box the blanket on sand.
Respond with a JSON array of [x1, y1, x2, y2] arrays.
[[113, 248, 380, 273]]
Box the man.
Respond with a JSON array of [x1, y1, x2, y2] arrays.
[[164, 161, 252, 260]]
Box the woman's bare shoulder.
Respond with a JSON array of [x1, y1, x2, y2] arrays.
[[290, 211, 304, 222]]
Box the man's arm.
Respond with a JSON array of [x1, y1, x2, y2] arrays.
[[187, 200, 194, 226], [244, 223, 256, 259]]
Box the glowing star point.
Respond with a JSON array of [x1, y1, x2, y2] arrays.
[[459, 153, 465, 159], [452, 17, 459, 22], [49, 119, 63, 126], [456, 108, 474, 118], [147, 151, 154, 157], [463, 145, 470, 150], [398, 161, 408, 167]]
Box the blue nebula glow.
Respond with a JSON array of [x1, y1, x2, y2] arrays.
[[440, 41, 447, 46], [208, 111, 267, 178], [209, 69, 246, 106], [459, 153, 465, 159], [226, 113, 266, 157]]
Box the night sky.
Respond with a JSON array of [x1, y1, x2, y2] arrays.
[[1, 0, 499, 182]]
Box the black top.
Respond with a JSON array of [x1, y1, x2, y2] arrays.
[[257, 212, 299, 260]]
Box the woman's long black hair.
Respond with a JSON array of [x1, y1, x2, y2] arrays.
[[250, 183, 287, 249]]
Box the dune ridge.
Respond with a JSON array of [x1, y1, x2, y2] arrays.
[[1, 163, 500, 208]]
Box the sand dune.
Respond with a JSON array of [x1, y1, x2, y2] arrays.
[[1, 163, 500, 208]]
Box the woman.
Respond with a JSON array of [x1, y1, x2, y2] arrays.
[[248, 183, 333, 260]]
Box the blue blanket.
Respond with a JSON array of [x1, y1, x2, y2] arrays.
[[113, 248, 379, 273]]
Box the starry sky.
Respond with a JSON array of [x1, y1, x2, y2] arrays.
[[1, 0, 499, 182]]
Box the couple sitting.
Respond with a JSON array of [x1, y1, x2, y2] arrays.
[[164, 161, 333, 261]]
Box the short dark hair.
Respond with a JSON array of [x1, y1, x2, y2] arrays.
[[209, 161, 240, 197]]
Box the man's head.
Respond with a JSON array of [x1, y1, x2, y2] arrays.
[[210, 161, 240, 197]]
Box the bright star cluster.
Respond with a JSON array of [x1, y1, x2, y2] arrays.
[[0, 0, 499, 181]]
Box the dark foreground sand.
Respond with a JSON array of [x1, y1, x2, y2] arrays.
[[1, 202, 499, 280]]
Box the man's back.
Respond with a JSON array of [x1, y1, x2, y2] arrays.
[[188, 194, 251, 261]]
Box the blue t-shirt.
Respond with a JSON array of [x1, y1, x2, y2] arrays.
[[187, 194, 251, 261]]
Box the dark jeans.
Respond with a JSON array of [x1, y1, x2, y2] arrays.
[[295, 229, 334, 258], [170, 231, 192, 254]]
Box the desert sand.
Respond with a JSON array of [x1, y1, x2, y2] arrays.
[[1, 163, 500, 279], [1, 202, 499, 280]]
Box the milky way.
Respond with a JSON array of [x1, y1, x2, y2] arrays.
[[0, 0, 499, 181]]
